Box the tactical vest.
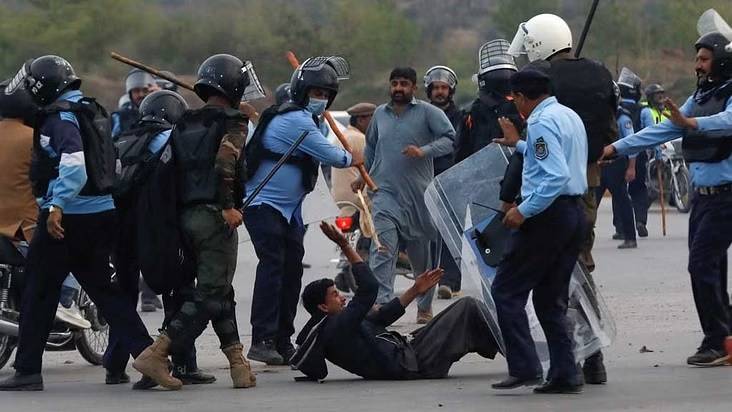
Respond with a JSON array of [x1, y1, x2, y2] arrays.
[[30, 98, 116, 198], [620, 100, 642, 132], [682, 84, 732, 163], [549, 58, 618, 162], [112, 106, 140, 138], [245, 103, 319, 193], [113, 123, 170, 201], [648, 106, 667, 125], [457, 94, 519, 163], [172, 106, 242, 207]]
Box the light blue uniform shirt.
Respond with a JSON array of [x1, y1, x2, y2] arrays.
[[148, 129, 172, 154], [640, 106, 656, 129], [515, 96, 588, 218], [613, 95, 732, 187], [244, 109, 352, 223], [616, 111, 637, 158]]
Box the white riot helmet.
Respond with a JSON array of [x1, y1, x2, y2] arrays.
[[508, 13, 573, 62]]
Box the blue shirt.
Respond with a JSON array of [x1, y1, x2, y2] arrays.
[[244, 109, 352, 222], [613, 95, 732, 187], [148, 129, 172, 154], [516, 96, 588, 218], [616, 111, 637, 158], [37, 90, 115, 214], [640, 106, 655, 130]]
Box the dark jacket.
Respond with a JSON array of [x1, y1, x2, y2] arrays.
[[292, 262, 419, 380], [433, 101, 464, 175], [454, 92, 524, 164]]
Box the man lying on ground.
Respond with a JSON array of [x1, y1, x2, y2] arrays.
[[290, 221, 499, 381]]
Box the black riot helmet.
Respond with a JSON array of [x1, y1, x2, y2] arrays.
[[476, 40, 517, 97], [0, 78, 37, 124], [274, 83, 291, 106], [617, 67, 642, 101], [424, 65, 458, 98], [139, 90, 189, 127], [695, 32, 732, 79], [194, 54, 265, 107], [5, 55, 81, 106], [289, 56, 350, 109]]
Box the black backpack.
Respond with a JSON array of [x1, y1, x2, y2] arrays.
[[33, 97, 117, 197], [135, 141, 195, 294], [113, 124, 169, 201]]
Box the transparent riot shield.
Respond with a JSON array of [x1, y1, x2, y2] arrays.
[[239, 172, 339, 243], [424, 143, 616, 364]]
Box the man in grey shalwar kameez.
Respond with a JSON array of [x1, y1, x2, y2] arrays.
[[352, 67, 456, 323]]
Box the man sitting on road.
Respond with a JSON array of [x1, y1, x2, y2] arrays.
[[291, 222, 499, 381]]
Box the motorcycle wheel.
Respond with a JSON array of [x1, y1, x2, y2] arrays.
[[0, 334, 16, 370], [673, 167, 691, 213], [74, 292, 108, 366]]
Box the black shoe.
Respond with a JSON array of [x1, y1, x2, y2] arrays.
[[612, 232, 624, 240], [491, 375, 542, 390], [248, 340, 285, 365], [173, 365, 217, 385], [636, 223, 648, 238], [0, 373, 44, 391], [617, 240, 637, 249], [132, 375, 158, 390], [582, 351, 607, 384], [533, 379, 583, 394], [105, 370, 130, 385], [277, 342, 296, 364], [686, 348, 729, 367]]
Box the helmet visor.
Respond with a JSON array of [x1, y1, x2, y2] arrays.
[[5, 60, 31, 96], [507, 23, 529, 57], [240, 61, 266, 101], [697, 9, 732, 52], [479, 39, 517, 75], [617, 67, 641, 89], [424, 66, 457, 89]]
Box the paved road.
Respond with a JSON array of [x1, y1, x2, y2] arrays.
[[2, 202, 731, 411]]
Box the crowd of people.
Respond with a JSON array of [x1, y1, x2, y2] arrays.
[[0, 8, 730, 398]]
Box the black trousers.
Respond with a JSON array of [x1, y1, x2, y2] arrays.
[[103, 206, 198, 372], [410, 297, 498, 378], [14, 210, 152, 375], [491, 197, 584, 383], [628, 151, 649, 225], [245, 204, 305, 346], [597, 158, 637, 241], [688, 191, 732, 351]]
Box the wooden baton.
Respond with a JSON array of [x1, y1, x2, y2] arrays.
[[110, 52, 195, 91], [286, 51, 378, 192]]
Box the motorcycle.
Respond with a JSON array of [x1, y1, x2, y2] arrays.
[[0, 236, 109, 370], [647, 138, 692, 213]]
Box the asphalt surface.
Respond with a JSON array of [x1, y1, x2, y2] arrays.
[[1, 201, 731, 411]]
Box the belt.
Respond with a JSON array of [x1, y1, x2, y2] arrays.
[[696, 183, 732, 196]]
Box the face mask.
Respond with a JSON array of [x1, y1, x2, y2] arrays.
[[306, 98, 328, 115]]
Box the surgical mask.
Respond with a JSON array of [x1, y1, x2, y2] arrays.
[[306, 98, 328, 115]]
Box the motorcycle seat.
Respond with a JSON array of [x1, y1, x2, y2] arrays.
[[0, 236, 25, 266]]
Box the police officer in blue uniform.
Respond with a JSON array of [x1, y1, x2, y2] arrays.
[[602, 31, 732, 367], [0, 55, 153, 391], [490, 68, 587, 394]]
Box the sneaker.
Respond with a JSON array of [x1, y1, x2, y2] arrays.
[[617, 240, 637, 249], [277, 342, 296, 364], [416, 309, 433, 324], [55, 303, 91, 329], [686, 348, 729, 367], [248, 340, 285, 365], [437, 285, 453, 300], [636, 222, 648, 238]]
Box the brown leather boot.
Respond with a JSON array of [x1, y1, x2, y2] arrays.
[[222, 343, 256, 388], [132, 335, 183, 390]]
